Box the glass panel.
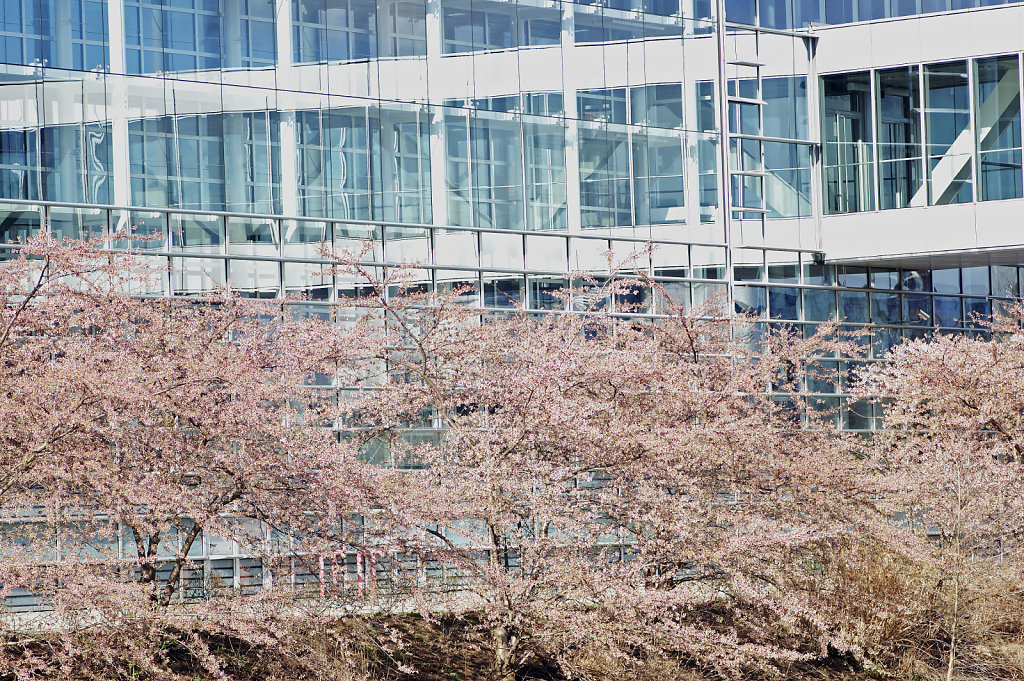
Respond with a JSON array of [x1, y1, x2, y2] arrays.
[[822, 71, 874, 213], [0, 206, 41, 243], [733, 248, 764, 281], [769, 286, 799, 319], [803, 288, 836, 321], [992, 265, 1019, 297], [172, 214, 223, 253], [284, 261, 332, 300], [229, 259, 280, 298], [528, 276, 566, 311], [172, 257, 226, 295], [228, 216, 279, 255], [293, 0, 378, 63], [825, 0, 854, 23], [763, 76, 808, 140], [49, 206, 107, 242], [759, 0, 791, 29], [734, 285, 766, 317], [525, 234, 567, 272], [633, 131, 685, 224], [839, 289, 869, 322], [871, 291, 902, 324], [296, 108, 377, 221], [877, 66, 924, 209], [579, 128, 632, 228], [961, 266, 990, 295], [767, 252, 799, 282], [725, 0, 756, 24], [836, 265, 868, 288], [764, 142, 811, 217], [925, 61, 973, 205], [975, 55, 1022, 201], [523, 120, 567, 231], [931, 267, 960, 294], [282, 219, 330, 259], [934, 296, 962, 327], [630, 84, 684, 129], [483, 272, 524, 308], [446, 112, 525, 230]]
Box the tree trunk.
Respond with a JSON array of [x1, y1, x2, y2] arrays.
[[159, 521, 204, 607], [946, 459, 965, 681], [131, 527, 161, 586], [491, 623, 517, 681], [946, 574, 959, 681]]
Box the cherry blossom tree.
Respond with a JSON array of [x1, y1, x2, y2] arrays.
[[7, 235, 1008, 680], [856, 310, 1024, 680], [335, 259, 884, 680], [0, 235, 400, 677]]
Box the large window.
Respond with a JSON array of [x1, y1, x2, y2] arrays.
[[925, 61, 973, 205], [822, 71, 874, 214], [579, 128, 632, 228], [296, 108, 375, 220], [524, 121, 568, 231], [0, 0, 107, 71], [293, 0, 377, 64], [446, 112, 525, 230], [975, 55, 1022, 201], [877, 66, 923, 210], [442, 0, 517, 54]]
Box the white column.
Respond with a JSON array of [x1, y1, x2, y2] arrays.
[[276, 0, 300, 215], [426, 0, 448, 227], [54, 0, 74, 69], [107, 0, 132, 208], [224, 0, 243, 69], [561, 3, 581, 232]]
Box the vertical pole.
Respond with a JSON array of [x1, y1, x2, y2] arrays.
[[561, 2, 582, 232], [425, 0, 448, 227], [713, 0, 735, 310], [276, 0, 300, 216], [107, 0, 132, 208], [807, 33, 825, 252]]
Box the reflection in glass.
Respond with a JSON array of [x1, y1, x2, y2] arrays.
[[579, 128, 632, 228], [524, 121, 568, 231], [975, 55, 1022, 201], [925, 61, 973, 205], [633, 132, 685, 224], [293, 0, 377, 63], [447, 112, 525, 230], [823, 71, 874, 214], [877, 66, 923, 209], [764, 142, 811, 218]]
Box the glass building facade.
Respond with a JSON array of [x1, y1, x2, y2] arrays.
[[3, 0, 1024, 421], [9, 0, 1024, 605]]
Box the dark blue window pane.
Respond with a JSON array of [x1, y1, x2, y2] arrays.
[[759, 0, 789, 28], [825, 0, 853, 23], [769, 287, 799, 319], [725, 0, 756, 24], [839, 290, 869, 322]]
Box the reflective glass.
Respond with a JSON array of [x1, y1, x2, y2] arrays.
[[975, 55, 1022, 201], [933, 296, 962, 327], [579, 128, 632, 228], [763, 77, 808, 141], [633, 131, 685, 224], [823, 72, 874, 213], [839, 290, 868, 322], [877, 66, 924, 209], [764, 142, 811, 218], [769, 286, 799, 319], [524, 120, 567, 231], [925, 61, 973, 205]]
